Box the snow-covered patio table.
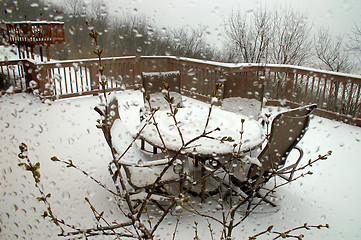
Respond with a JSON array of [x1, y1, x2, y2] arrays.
[[139, 106, 265, 157], [138, 105, 265, 201]]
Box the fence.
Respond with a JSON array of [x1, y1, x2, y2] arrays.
[[0, 56, 360, 126], [0, 60, 27, 91]]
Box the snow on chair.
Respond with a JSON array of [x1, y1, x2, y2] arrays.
[[94, 95, 183, 205]]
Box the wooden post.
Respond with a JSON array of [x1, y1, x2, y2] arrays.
[[17, 44, 22, 59], [90, 63, 99, 93], [218, 72, 226, 100], [25, 46, 30, 58], [23, 61, 52, 98], [284, 69, 295, 102], [37, 66, 50, 97], [133, 56, 141, 88], [46, 45, 50, 61], [21, 46, 26, 59], [31, 47, 35, 60], [23, 60, 37, 90], [39, 46, 44, 62]]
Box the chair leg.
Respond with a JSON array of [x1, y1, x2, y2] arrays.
[[201, 165, 206, 203], [246, 191, 256, 213], [141, 139, 145, 150]]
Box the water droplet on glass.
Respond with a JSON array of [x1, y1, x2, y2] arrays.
[[62, 191, 71, 200], [68, 137, 75, 145], [211, 160, 218, 167]]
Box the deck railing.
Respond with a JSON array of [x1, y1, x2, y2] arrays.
[[0, 60, 27, 91], [2, 21, 65, 45], [1, 56, 360, 126]]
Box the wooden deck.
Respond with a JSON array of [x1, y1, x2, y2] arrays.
[[1, 56, 360, 126], [1, 21, 65, 61], [2, 21, 65, 45]]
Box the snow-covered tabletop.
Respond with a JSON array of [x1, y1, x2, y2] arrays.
[[140, 106, 265, 157]]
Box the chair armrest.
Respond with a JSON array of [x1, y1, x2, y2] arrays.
[[276, 146, 304, 181]]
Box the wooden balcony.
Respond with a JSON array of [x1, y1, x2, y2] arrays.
[[1, 21, 65, 61], [2, 21, 65, 46]]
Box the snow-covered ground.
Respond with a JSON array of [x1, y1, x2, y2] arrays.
[[0, 45, 56, 63], [0, 90, 360, 239]]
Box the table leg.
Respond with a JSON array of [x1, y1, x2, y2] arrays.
[[201, 164, 206, 203]]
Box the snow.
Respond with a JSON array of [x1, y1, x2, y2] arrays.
[[0, 45, 21, 61], [175, 56, 361, 79], [142, 70, 180, 77], [221, 97, 262, 119], [0, 45, 56, 63], [140, 104, 265, 156], [1, 89, 361, 239], [1, 45, 361, 239]]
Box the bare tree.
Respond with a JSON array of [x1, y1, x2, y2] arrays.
[[87, 0, 110, 50], [0, 0, 53, 21], [108, 15, 158, 56], [167, 26, 217, 59], [224, 9, 271, 63], [107, 16, 218, 59], [65, 0, 85, 18], [60, 0, 91, 58], [224, 7, 312, 65], [56, 0, 111, 59], [347, 24, 361, 73], [89, 0, 109, 30], [348, 24, 361, 52], [314, 28, 355, 73], [269, 8, 312, 65]]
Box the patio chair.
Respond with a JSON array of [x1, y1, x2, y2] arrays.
[[94, 95, 183, 203], [222, 72, 265, 119], [141, 70, 183, 110], [140, 70, 183, 153], [231, 104, 317, 207]]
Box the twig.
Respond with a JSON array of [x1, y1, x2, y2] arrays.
[[17, 143, 81, 235], [84, 197, 122, 239], [50, 156, 120, 196], [162, 82, 185, 146], [248, 223, 330, 240], [172, 208, 183, 240]]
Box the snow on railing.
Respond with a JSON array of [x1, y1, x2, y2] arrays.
[[1, 56, 360, 125]]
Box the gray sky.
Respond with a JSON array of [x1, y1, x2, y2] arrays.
[[102, 0, 361, 48]]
